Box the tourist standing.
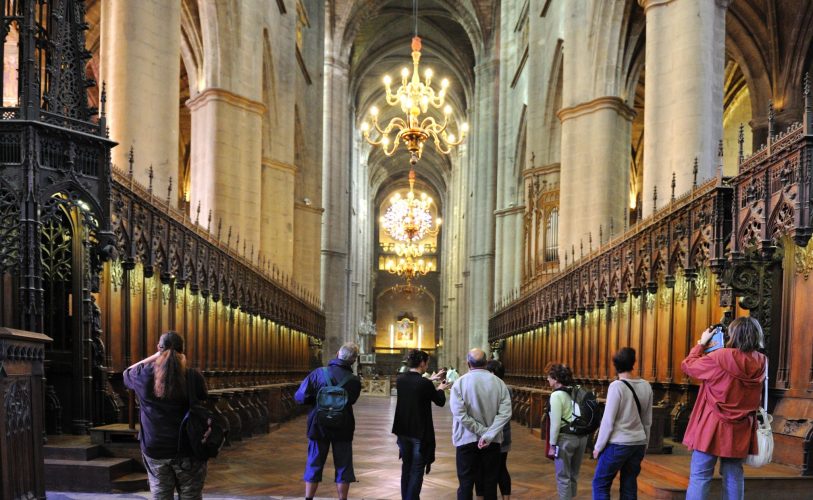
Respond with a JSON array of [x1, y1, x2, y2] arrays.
[[475, 359, 512, 500], [450, 348, 512, 500], [124, 331, 209, 499], [295, 342, 362, 500], [546, 363, 587, 500], [682, 318, 767, 500], [591, 347, 653, 500], [392, 349, 450, 499]]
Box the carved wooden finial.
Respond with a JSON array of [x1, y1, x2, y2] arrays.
[[599, 225, 603, 245], [100, 81, 107, 118], [227, 226, 232, 247], [609, 217, 614, 236], [148, 165, 154, 193], [580, 239, 584, 259], [196, 201, 201, 225], [652, 185, 658, 212], [804, 72, 812, 135], [207, 210, 213, 232], [589, 232, 593, 252], [738, 124, 745, 165], [167, 176, 173, 205], [571, 244, 575, 264], [217, 219, 222, 241], [671, 172, 676, 201], [128, 145, 134, 177], [768, 99, 775, 140]]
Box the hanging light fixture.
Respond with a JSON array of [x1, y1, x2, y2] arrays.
[[383, 254, 436, 280], [380, 169, 441, 242], [360, 0, 468, 165]]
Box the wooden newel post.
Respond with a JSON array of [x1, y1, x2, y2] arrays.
[[0, 328, 52, 500]]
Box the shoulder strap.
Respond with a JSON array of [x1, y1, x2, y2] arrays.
[[761, 357, 769, 409], [320, 367, 336, 387], [620, 380, 642, 421], [335, 371, 355, 389]]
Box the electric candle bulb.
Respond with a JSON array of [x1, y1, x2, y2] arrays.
[[461, 123, 469, 132], [447, 134, 456, 143], [360, 122, 369, 132], [441, 78, 449, 88], [383, 75, 392, 85], [444, 105, 452, 115], [425, 68, 433, 79], [401, 67, 409, 78]]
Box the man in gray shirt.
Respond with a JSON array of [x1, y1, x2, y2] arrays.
[[449, 348, 512, 500]]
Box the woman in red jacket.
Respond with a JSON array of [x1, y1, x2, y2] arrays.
[[681, 317, 767, 500]]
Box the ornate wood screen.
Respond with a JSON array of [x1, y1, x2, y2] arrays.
[[0, 0, 326, 440], [490, 79, 813, 472]]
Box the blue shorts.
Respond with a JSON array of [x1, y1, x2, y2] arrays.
[[303, 439, 356, 483]]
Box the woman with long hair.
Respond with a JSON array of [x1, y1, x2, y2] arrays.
[[682, 317, 767, 499], [124, 331, 208, 499], [546, 363, 587, 500]]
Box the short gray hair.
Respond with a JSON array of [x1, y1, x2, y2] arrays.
[[338, 342, 359, 364], [467, 348, 487, 368]]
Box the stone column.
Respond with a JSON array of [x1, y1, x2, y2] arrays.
[[293, 202, 324, 296], [558, 98, 634, 262], [187, 89, 264, 252], [466, 58, 499, 352], [100, 0, 180, 203], [261, 159, 296, 276], [640, 0, 729, 217], [495, 207, 524, 301], [320, 56, 352, 358]]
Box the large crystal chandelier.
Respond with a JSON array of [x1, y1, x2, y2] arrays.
[[384, 255, 436, 280], [380, 169, 440, 242], [360, 1, 468, 165]]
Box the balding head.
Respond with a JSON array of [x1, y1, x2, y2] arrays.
[[467, 348, 488, 368]]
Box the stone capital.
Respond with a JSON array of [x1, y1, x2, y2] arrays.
[[557, 96, 636, 123], [494, 206, 526, 217], [262, 158, 297, 174], [295, 201, 324, 215], [186, 87, 266, 115], [639, 0, 730, 13]]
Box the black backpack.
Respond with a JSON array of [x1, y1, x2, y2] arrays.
[[179, 371, 227, 461], [558, 386, 604, 436], [315, 367, 355, 430]]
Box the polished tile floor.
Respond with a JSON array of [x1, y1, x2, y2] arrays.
[[201, 394, 630, 499]]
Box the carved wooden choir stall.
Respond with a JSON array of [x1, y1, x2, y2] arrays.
[[491, 81, 813, 476], [0, 0, 325, 496]]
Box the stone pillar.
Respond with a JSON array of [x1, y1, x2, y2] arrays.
[[495, 208, 524, 301], [558, 98, 634, 262], [640, 0, 728, 217], [466, 59, 499, 352], [100, 0, 180, 202], [293, 202, 324, 296], [187, 89, 264, 252], [261, 159, 296, 276], [321, 56, 351, 358]]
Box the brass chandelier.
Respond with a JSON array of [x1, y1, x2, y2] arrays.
[[360, 1, 468, 165], [380, 169, 440, 243], [383, 255, 436, 280]]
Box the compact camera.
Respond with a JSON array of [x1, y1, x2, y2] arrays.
[[704, 324, 728, 354]]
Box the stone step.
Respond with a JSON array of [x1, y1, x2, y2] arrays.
[[637, 454, 813, 499], [43, 443, 102, 461], [44, 457, 135, 492], [110, 472, 149, 492]]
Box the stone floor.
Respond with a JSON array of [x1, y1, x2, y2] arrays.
[[52, 395, 646, 499]]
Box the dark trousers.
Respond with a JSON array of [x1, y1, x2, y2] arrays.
[[397, 436, 426, 500], [592, 443, 646, 500], [456, 441, 501, 500], [475, 452, 511, 497]]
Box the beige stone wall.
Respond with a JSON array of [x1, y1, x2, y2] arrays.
[[100, 0, 180, 203]]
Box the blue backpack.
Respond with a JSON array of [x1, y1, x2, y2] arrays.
[[315, 367, 354, 429]]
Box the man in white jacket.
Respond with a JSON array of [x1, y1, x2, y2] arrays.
[[450, 348, 513, 500]]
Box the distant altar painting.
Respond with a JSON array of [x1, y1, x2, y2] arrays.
[[396, 317, 415, 343]]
